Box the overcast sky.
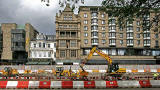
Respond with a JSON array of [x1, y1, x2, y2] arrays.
[[0, 0, 103, 35]]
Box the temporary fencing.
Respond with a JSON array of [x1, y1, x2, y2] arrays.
[[0, 80, 160, 89]]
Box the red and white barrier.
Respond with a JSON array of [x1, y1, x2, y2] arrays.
[[0, 80, 160, 89]]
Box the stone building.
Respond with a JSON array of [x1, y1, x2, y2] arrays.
[[0, 23, 38, 64], [0, 25, 2, 59], [55, 4, 81, 64], [56, 5, 160, 65], [28, 33, 56, 65]]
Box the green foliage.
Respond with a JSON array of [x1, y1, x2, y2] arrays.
[[102, 0, 160, 28]]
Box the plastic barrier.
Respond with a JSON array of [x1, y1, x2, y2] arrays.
[[139, 80, 151, 88], [51, 81, 62, 88], [39, 81, 51, 89], [106, 81, 118, 88], [17, 81, 29, 89], [150, 80, 160, 88], [28, 81, 39, 88], [0, 81, 7, 88], [62, 81, 73, 89], [117, 81, 140, 88], [6, 81, 18, 88], [95, 81, 106, 88], [73, 81, 84, 88], [2, 80, 160, 89], [84, 81, 95, 88]]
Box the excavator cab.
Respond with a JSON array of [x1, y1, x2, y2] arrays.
[[55, 66, 64, 76], [108, 63, 119, 73]]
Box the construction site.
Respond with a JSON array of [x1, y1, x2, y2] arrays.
[[0, 46, 160, 89]]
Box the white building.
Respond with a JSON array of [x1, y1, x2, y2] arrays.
[[29, 33, 56, 62]]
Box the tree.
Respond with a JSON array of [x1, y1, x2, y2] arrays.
[[102, 0, 160, 29], [41, 0, 84, 9]]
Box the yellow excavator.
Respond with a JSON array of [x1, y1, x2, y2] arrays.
[[80, 46, 126, 77], [2, 67, 19, 76]]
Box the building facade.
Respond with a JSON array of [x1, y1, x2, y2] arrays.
[[29, 33, 56, 64], [0, 23, 38, 64], [56, 4, 81, 64], [0, 25, 2, 59], [56, 5, 160, 64]]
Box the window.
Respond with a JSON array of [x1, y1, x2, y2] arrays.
[[48, 44, 50, 48], [101, 14, 105, 18], [60, 40, 66, 47], [109, 26, 116, 30], [84, 26, 88, 30], [91, 19, 98, 23], [48, 52, 51, 57], [69, 25, 72, 28], [137, 40, 140, 45], [43, 43, 45, 48], [119, 27, 123, 31], [127, 26, 133, 31], [91, 26, 98, 30], [102, 32, 106, 38], [54, 43, 56, 48], [71, 50, 76, 57], [70, 40, 76, 47], [34, 43, 36, 48], [126, 20, 133, 25], [64, 25, 67, 28], [127, 40, 133, 44], [136, 34, 140, 38], [91, 39, 98, 43], [102, 20, 105, 24], [84, 13, 87, 18], [137, 21, 140, 26], [109, 33, 116, 37], [84, 33, 88, 37], [44, 52, 46, 57], [60, 50, 65, 58], [102, 26, 105, 30], [39, 42, 41, 48], [109, 19, 116, 25], [143, 33, 150, 38], [143, 20, 150, 26], [63, 14, 72, 20], [127, 33, 133, 37], [92, 12, 98, 17], [144, 40, 150, 44], [155, 33, 158, 38], [91, 32, 98, 37], [120, 33, 123, 38], [120, 40, 123, 45], [109, 39, 116, 44], [102, 39, 106, 44], [84, 39, 88, 44], [39, 52, 42, 57], [136, 27, 140, 32], [155, 40, 159, 46], [84, 20, 88, 24]]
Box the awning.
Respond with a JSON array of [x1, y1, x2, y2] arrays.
[[26, 62, 38, 65], [38, 62, 50, 65]]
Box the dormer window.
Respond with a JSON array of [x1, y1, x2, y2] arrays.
[[64, 14, 72, 20]]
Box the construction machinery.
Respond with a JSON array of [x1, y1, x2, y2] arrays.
[[80, 46, 126, 78], [53, 66, 79, 79], [2, 67, 19, 76]]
